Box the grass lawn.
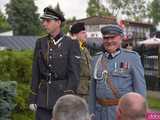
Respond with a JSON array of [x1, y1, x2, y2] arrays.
[[147, 96, 160, 111]]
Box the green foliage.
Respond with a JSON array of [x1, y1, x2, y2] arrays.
[[0, 81, 17, 120], [87, 0, 111, 17], [5, 0, 42, 35], [15, 83, 31, 111], [121, 0, 147, 21], [100, 0, 148, 21], [105, 0, 131, 16], [0, 50, 33, 83], [11, 110, 34, 120], [0, 50, 34, 120], [62, 22, 70, 34], [148, 0, 160, 25], [62, 17, 76, 34], [0, 11, 11, 33]]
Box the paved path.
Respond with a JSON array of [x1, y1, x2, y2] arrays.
[[147, 90, 160, 99]]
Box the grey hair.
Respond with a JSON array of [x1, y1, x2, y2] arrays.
[[52, 94, 90, 120]]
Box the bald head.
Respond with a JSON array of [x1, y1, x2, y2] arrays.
[[118, 92, 147, 120]]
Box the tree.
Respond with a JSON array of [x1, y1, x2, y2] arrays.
[[101, 0, 130, 16], [86, 0, 111, 17], [6, 0, 42, 35], [148, 0, 160, 25], [99, 0, 147, 21], [0, 11, 11, 33], [121, 0, 147, 21]]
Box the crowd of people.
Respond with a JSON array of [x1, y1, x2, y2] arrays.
[[29, 6, 148, 120]]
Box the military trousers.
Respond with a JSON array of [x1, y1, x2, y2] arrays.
[[36, 107, 52, 120]]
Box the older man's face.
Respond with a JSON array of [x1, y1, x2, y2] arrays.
[[103, 35, 122, 53]]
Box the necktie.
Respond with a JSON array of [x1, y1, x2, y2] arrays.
[[108, 54, 113, 59]]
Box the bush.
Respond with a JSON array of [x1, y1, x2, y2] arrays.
[[11, 110, 34, 120], [0, 50, 33, 83], [0, 80, 17, 120], [0, 50, 34, 120]]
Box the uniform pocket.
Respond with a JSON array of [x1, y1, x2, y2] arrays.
[[112, 69, 130, 78]]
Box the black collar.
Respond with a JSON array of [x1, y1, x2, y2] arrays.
[[105, 48, 121, 59], [49, 31, 64, 41]]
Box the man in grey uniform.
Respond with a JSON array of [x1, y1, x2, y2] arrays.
[[29, 7, 80, 120], [89, 24, 146, 120]]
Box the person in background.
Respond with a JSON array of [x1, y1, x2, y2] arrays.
[[116, 92, 147, 120], [52, 94, 91, 120], [28, 7, 81, 120], [70, 22, 92, 101], [122, 43, 133, 51], [89, 24, 146, 120]]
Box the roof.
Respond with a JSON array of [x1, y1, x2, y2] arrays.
[[0, 36, 37, 50], [69, 16, 154, 28], [122, 20, 154, 27], [70, 16, 117, 25]]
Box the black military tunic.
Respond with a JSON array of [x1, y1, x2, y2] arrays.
[[29, 32, 80, 110]]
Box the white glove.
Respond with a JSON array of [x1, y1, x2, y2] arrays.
[[29, 104, 37, 111]]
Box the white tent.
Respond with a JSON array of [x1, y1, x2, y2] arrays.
[[138, 37, 160, 45]]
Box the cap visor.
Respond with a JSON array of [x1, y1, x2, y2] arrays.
[[103, 34, 116, 38], [40, 14, 58, 20], [40, 16, 51, 19]]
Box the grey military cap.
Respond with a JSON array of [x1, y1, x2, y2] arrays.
[[101, 24, 124, 37]]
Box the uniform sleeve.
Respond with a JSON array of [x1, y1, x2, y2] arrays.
[[89, 78, 96, 114], [29, 39, 40, 104], [65, 40, 81, 93], [89, 57, 97, 114], [85, 48, 92, 72], [131, 53, 147, 97]]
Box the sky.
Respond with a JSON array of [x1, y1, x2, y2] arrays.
[[0, 0, 89, 19]]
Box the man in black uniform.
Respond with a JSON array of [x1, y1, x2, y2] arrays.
[[29, 7, 81, 120]]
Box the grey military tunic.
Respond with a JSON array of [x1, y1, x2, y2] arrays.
[[89, 48, 146, 120]]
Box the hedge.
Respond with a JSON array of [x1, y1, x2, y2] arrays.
[[0, 80, 17, 120], [0, 50, 34, 120]]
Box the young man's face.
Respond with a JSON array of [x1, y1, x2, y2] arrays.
[[75, 30, 87, 42], [103, 35, 122, 53], [41, 18, 61, 34]]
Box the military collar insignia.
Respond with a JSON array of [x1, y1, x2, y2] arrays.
[[58, 42, 62, 48], [50, 36, 64, 45], [79, 41, 86, 50], [105, 49, 121, 59]]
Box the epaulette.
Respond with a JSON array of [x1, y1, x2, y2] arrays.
[[123, 49, 138, 55], [37, 34, 48, 40]]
